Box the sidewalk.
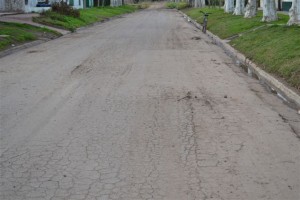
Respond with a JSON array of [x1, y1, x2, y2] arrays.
[[0, 12, 19, 17], [0, 13, 69, 35]]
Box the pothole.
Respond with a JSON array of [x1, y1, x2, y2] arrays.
[[191, 36, 201, 40]]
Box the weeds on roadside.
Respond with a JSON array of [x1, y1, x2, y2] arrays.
[[166, 2, 189, 10], [51, 1, 80, 18]]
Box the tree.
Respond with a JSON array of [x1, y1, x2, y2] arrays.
[[224, 0, 234, 13], [288, 0, 300, 25], [110, 0, 122, 6], [194, 0, 206, 8], [262, 0, 278, 22], [233, 0, 245, 15], [244, 0, 257, 18]]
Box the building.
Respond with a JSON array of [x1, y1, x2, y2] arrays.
[[68, 0, 94, 9], [0, 0, 94, 13], [0, 0, 26, 12], [259, 0, 293, 12]]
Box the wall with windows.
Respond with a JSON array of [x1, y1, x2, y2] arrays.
[[25, 0, 56, 12], [259, 0, 293, 11], [69, 0, 93, 8], [84, 0, 94, 8]]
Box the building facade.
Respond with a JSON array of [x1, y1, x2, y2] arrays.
[[0, 0, 94, 13], [0, 0, 25, 12]]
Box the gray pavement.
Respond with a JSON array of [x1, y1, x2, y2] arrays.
[[0, 7, 300, 200]]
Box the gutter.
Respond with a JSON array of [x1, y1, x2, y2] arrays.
[[179, 10, 300, 111]]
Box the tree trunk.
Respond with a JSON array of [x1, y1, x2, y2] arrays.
[[111, 0, 119, 6], [190, 0, 194, 7], [194, 0, 206, 8], [288, 0, 300, 25], [224, 0, 234, 13], [233, 0, 245, 15], [262, 0, 278, 22], [244, 0, 257, 18]]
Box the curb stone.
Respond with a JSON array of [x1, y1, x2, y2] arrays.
[[178, 10, 300, 111], [0, 39, 50, 58]]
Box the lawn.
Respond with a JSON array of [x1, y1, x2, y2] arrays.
[[33, 5, 137, 32], [0, 22, 61, 51], [183, 8, 300, 89], [184, 8, 289, 39], [231, 25, 300, 88]]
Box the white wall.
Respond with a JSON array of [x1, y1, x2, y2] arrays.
[[24, 0, 83, 13], [259, 0, 292, 9], [1, 0, 25, 12], [260, 0, 278, 8], [72, 0, 84, 9], [0, 0, 6, 11], [25, 0, 53, 12]]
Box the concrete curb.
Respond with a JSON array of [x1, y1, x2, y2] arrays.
[[0, 39, 51, 58], [179, 10, 300, 110]]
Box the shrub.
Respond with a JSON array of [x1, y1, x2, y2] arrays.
[[166, 2, 189, 10], [166, 2, 177, 9], [134, 2, 150, 9], [51, 1, 80, 18], [177, 2, 189, 10]]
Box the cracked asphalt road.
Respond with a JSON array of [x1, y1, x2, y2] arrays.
[[1, 7, 300, 200]]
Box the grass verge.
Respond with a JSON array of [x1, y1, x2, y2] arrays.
[[231, 25, 300, 89], [183, 8, 300, 89], [0, 21, 61, 51], [33, 5, 137, 32]]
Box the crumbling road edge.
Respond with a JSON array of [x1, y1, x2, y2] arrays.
[[179, 10, 300, 111]]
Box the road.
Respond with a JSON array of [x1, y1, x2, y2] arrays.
[[1, 7, 300, 200]]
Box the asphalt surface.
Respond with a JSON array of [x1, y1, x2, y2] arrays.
[[1, 7, 300, 200]]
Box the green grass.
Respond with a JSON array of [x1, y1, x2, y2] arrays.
[[184, 8, 289, 39], [0, 22, 61, 51], [231, 25, 300, 88], [33, 5, 137, 32], [184, 8, 299, 89], [166, 2, 189, 10]]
